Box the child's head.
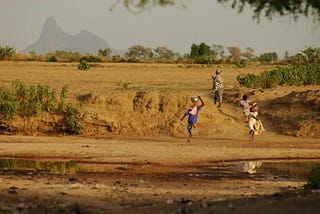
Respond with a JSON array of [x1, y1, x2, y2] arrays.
[[191, 101, 198, 107], [243, 95, 248, 100]]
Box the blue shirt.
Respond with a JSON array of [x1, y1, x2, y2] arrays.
[[185, 106, 202, 124]]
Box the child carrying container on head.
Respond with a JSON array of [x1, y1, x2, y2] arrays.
[[181, 96, 205, 143]]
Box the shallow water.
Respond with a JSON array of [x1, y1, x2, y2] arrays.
[[0, 158, 319, 182], [192, 159, 320, 181]]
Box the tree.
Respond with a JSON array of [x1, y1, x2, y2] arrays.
[[301, 47, 320, 63], [0, 45, 16, 60], [189, 42, 216, 64], [242, 47, 255, 60], [227, 46, 242, 61], [211, 45, 225, 58], [190, 42, 213, 58], [153, 46, 175, 60], [284, 50, 290, 61], [98, 48, 112, 57], [198, 42, 212, 57], [217, 0, 320, 22], [190, 43, 200, 58], [126, 45, 152, 59], [258, 52, 278, 63], [115, 0, 320, 22]]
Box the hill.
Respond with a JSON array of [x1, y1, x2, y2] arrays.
[[22, 17, 110, 55]]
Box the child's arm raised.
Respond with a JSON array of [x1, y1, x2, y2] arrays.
[[198, 96, 205, 107]]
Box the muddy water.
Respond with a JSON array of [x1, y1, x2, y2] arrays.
[[192, 159, 320, 181], [0, 158, 319, 182]]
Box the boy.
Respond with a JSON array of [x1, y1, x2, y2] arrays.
[[181, 96, 205, 143]]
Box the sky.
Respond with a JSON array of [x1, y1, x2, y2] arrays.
[[1, 0, 319, 58]]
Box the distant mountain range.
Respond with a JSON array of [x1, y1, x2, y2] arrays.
[[22, 17, 125, 56]]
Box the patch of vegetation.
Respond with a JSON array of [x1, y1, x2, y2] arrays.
[[236, 73, 261, 88], [62, 104, 84, 134], [305, 165, 320, 190], [0, 80, 84, 135], [0, 45, 15, 60], [45, 50, 82, 62], [47, 55, 57, 62], [80, 55, 102, 62], [237, 62, 320, 89], [234, 60, 247, 68], [78, 60, 91, 70]]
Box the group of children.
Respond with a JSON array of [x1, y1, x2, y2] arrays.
[[180, 67, 264, 143]]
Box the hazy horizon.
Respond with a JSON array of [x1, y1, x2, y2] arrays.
[[1, 0, 319, 58]]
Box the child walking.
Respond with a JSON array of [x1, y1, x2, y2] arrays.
[[181, 96, 205, 143]]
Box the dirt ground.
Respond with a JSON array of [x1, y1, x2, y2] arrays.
[[0, 61, 320, 213]]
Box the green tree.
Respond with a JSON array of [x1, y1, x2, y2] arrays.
[[189, 42, 215, 64], [301, 47, 320, 63], [114, 0, 320, 22], [190, 43, 200, 58], [190, 42, 213, 58], [258, 52, 278, 63], [198, 42, 212, 57]]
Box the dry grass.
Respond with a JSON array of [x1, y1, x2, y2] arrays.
[[0, 61, 318, 138]]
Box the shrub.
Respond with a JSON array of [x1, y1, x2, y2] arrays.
[[305, 165, 320, 190], [0, 87, 19, 121], [11, 80, 57, 117], [80, 55, 102, 62], [236, 73, 261, 88], [62, 105, 84, 134], [59, 85, 68, 111], [237, 62, 320, 88], [47, 56, 57, 62], [235, 60, 247, 68], [0, 45, 16, 60], [45, 50, 82, 62], [78, 60, 91, 70], [0, 80, 85, 135]]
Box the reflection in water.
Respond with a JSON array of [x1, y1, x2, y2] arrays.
[[195, 160, 320, 181], [0, 158, 140, 175], [0, 159, 79, 175], [242, 161, 262, 174], [257, 161, 320, 180], [1, 158, 320, 181]]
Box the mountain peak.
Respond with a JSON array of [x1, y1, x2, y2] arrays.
[[22, 17, 110, 55], [42, 17, 62, 34]]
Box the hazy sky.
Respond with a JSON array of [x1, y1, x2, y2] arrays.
[[1, 0, 319, 57]]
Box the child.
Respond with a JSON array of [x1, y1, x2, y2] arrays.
[[240, 94, 253, 123], [212, 68, 223, 108], [181, 96, 205, 143], [248, 103, 265, 141]]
